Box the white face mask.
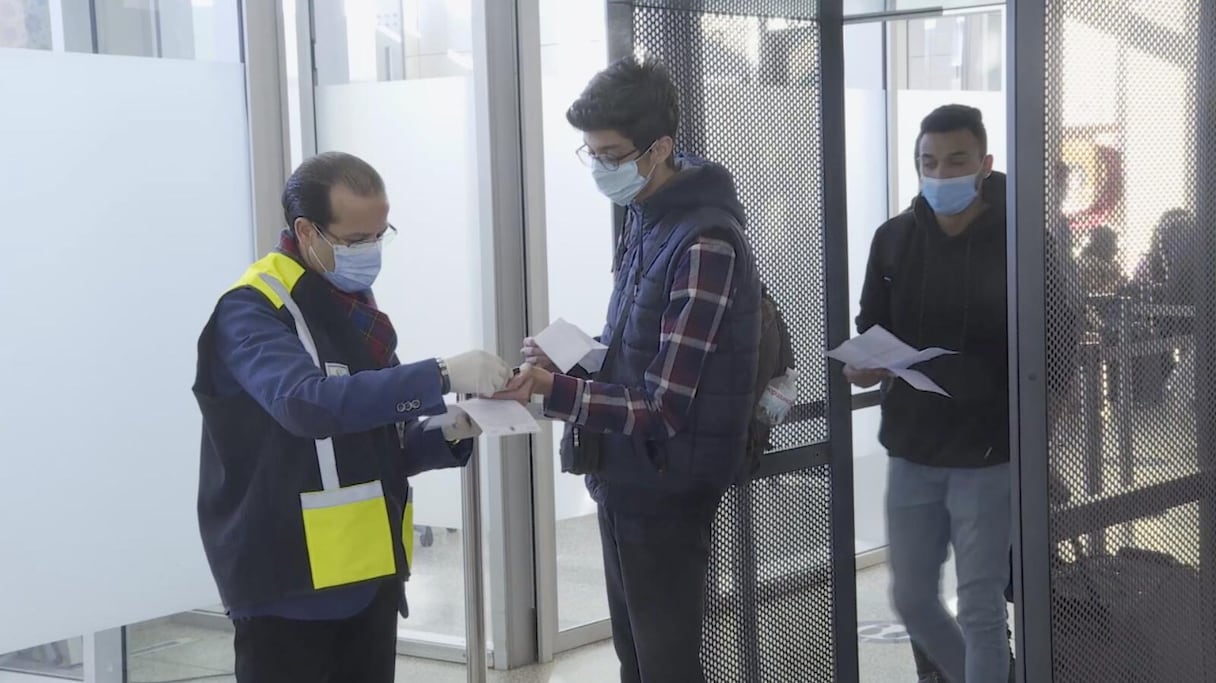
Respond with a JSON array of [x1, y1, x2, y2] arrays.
[[591, 145, 657, 206], [310, 230, 383, 293]]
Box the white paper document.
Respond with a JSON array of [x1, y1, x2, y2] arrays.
[[534, 318, 608, 373], [825, 325, 956, 397], [455, 398, 540, 437]]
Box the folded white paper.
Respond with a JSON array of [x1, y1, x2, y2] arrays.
[[423, 408, 458, 431], [534, 318, 608, 373], [826, 325, 956, 397], [456, 398, 540, 437], [890, 368, 950, 397]]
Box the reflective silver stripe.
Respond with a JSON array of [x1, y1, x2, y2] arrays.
[[260, 273, 320, 364], [259, 273, 341, 491], [299, 480, 385, 509], [312, 437, 340, 492]]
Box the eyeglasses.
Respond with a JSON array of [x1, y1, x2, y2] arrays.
[[313, 222, 398, 248], [576, 145, 641, 171]]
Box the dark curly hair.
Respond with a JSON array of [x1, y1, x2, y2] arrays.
[[566, 56, 680, 151]]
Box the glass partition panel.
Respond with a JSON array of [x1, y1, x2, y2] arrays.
[[537, 0, 615, 633]]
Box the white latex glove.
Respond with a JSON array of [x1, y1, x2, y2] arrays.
[[439, 406, 481, 442], [444, 350, 513, 396]]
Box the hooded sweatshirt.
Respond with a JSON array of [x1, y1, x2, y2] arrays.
[[857, 171, 1009, 468]]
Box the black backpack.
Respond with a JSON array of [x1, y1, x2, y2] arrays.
[[742, 283, 797, 478]]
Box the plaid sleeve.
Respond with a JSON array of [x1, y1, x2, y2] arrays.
[[544, 237, 736, 439]]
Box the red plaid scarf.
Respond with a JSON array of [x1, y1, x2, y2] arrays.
[[279, 230, 398, 368]]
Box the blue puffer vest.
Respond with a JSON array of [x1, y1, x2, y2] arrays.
[[587, 156, 761, 513]]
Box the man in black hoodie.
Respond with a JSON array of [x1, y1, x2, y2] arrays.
[[848, 105, 1011, 683]]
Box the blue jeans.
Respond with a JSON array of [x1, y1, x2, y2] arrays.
[[887, 457, 1012, 683]]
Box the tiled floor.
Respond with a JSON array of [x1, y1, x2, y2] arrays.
[[3, 560, 956, 683], [403, 513, 612, 639], [118, 566, 932, 683]]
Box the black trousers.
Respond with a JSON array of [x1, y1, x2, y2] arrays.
[[233, 581, 399, 683], [599, 503, 715, 683]]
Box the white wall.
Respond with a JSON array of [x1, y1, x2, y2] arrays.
[[0, 48, 252, 653]]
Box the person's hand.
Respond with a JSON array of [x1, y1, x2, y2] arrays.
[[444, 350, 513, 396], [843, 364, 890, 389], [439, 406, 481, 442], [521, 337, 557, 372], [492, 363, 554, 403]]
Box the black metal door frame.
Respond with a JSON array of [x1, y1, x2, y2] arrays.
[[1010, 0, 1216, 680], [606, 2, 857, 681]]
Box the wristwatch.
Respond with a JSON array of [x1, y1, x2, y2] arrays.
[[435, 357, 451, 394]]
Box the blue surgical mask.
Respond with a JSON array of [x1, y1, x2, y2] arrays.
[[920, 172, 981, 216], [310, 233, 382, 293], [592, 147, 656, 206]]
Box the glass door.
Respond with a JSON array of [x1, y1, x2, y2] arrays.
[[527, 0, 618, 652]]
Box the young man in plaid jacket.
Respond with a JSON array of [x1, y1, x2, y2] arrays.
[[502, 58, 762, 683]]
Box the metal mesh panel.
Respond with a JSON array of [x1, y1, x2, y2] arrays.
[[1044, 0, 1216, 679], [627, 5, 839, 680], [634, 6, 829, 450], [627, 0, 818, 21], [702, 468, 835, 682]]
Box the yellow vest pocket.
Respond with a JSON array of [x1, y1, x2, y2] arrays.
[[300, 480, 396, 590]]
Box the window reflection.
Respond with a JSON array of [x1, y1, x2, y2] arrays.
[[0, 0, 240, 62]]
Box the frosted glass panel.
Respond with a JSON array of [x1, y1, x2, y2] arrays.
[[0, 48, 252, 653], [315, 76, 483, 641], [852, 407, 889, 553], [314, 0, 474, 83], [538, 0, 614, 632], [845, 88, 892, 557], [544, 70, 614, 629], [543, 68, 615, 523], [316, 78, 481, 535], [845, 87, 892, 372], [843, 25, 893, 558], [316, 80, 480, 364]]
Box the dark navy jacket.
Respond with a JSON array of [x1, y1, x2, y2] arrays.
[[589, 156, 762, 515], [194, 253, 469, 620]]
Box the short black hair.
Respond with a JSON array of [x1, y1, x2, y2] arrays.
[[566, 56, 680, 150], [282, 151, 385, 228], [915, 104, 988, 163]]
